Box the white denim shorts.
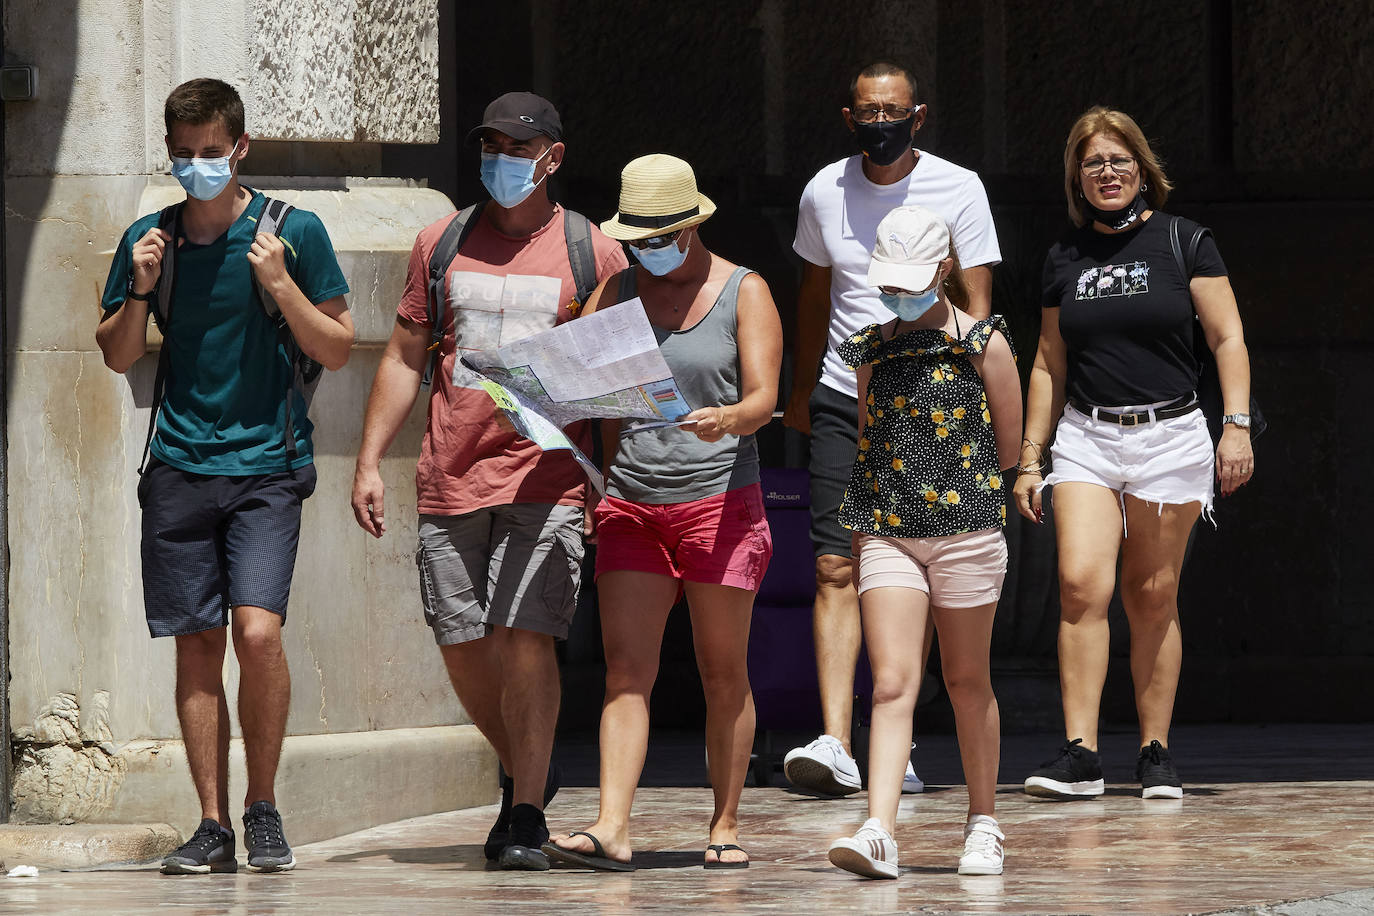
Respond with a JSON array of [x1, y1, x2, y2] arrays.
[[1044, 399, 1215, 524]]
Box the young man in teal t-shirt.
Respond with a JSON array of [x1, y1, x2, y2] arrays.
[[96, 78, 352, 875]]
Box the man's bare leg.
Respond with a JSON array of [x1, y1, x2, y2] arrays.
[[232, 606, 290, 809], [175, 628, 231, 827]]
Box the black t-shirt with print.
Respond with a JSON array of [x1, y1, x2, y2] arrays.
[[1041, 213, 1226, 407]]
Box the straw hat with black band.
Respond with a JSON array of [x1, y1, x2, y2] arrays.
[[600, 154, 717, 241]]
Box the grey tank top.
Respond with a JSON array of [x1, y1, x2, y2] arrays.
[[607, 265, 761, 504]]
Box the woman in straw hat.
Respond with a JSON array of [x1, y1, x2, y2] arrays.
[[544, 154, 781, 871]]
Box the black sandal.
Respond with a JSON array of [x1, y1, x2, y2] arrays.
[[541, 831, 636, 872], [704, 843, 750, 869]]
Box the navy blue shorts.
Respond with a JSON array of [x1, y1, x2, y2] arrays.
[[809, 383, 859, 560], [138, 460, 317, 638]]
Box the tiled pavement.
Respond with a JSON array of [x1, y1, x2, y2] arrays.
[[8, 724, 1374, 915]]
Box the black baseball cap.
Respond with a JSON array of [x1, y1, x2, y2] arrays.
[[465, 91, 563, 144]]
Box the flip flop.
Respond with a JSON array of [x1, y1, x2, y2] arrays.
[[704, 843, 750, 869], [541, 831, 636, 872]]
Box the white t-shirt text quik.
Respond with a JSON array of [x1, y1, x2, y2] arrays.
[[793, 151, 1002, 399]]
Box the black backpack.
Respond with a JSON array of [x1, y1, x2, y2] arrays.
[[421, 201, 599, 387], [141, 196, 321, 473]]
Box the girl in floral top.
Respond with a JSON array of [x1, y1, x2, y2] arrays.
[[826, 206, 1022, 880]]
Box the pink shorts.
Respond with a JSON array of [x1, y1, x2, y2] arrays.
[[594, 484, 773, 592], [855, 528, 1008, 608]]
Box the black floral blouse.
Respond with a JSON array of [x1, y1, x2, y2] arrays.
[[838, 315, 1015, 538]]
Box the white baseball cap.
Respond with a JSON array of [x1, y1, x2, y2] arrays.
[[867, 204, 951, 292]]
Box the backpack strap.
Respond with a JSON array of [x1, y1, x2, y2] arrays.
[[562, 208, 599, 309], [1168, 215, 1212, 284], [151, 204, 181, 333], [248, 196, 320, 466], [1185, 225, 1210, 277], [615, 266, 637, 303], [422, 202, 486, 388], [253, 197, 295, 323], [139, 204, 184, 474]]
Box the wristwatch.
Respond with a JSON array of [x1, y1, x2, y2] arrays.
[[126, 277, 152, 302], [1222, 413, 1251, 429]]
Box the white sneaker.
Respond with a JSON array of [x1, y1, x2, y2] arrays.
[[783, 735, 862, 796], [828, 818, 898, 879], [958, 816, 1004, 875], [902, 744, 924, 793]]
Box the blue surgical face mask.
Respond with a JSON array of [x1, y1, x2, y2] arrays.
[[170, 140, 240, 201], [630, 234, 691, 276], [479, 146, 553, 208], [878, 288, 939, 322]]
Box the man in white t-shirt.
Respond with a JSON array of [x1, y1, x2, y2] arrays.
[[781, 61, 1002, 796]]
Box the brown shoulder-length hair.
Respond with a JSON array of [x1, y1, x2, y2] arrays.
[[1062, 106, 1173, 227]]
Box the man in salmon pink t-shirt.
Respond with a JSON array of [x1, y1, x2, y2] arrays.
[[350, 92, 627, 871]]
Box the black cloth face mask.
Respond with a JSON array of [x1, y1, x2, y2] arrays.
[[852, 114, 916, 167], [1083, 191, 1147, 231]]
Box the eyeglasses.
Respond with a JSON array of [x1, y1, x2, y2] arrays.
[[851, 105, 917, 124], [1080, 155, 1137, 177], [628, 230, 682, 250]]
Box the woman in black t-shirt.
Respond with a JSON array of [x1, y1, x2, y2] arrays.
[[1011, 107, 1254, 802]]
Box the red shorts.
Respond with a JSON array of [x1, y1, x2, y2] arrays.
[[594, 484, 773, 592]]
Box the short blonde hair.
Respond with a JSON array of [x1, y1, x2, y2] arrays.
[[1062, 106, 1173, 227]]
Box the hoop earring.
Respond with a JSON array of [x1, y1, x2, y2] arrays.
[[1141, 181, 1149, 192], [1076, 187, 1084, 199]]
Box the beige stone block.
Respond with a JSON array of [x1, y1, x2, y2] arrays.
[[3, 0, 148, 177], [105, 727, 497, 845], [354, 1, 441, 143], [5, 175, 150, 353], [252, 0, 359, 141], [0, 823, 180, 869], [6, 349, 178, 740], [242, 0, 439, 144]]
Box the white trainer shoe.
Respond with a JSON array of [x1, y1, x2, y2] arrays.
[[828, 818, 898, 879], [783, 735, 862, 796], [902, 745, 924, 793], [958, 816, 1004, 875]]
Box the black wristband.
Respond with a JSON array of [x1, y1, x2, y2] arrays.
[[126, 278, 152, 302]]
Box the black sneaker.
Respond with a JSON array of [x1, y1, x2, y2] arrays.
[[242, 800, 296, 872], [484, 775, 516, 861], [1024, 738, 1106, 798], [1137, 740, 1183, 799], [499, 803, 550, 871], [161, 819, 237, 874], [484, 763, 561, 862]]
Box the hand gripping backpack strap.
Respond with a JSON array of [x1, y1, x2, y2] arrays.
[[562, 208, 599, 309], [139, 204, 183, 474], [251, 196, 318, 465], [423, 202, 486, 388]]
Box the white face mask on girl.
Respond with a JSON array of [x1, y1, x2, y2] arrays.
[[878, 287, 939, 321]]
